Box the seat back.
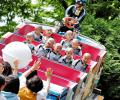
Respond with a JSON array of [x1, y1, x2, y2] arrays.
[[52, 33, 100, 61], [16, 24, 35, 36], [0, 43, 5, 56], [51, 33, 65, 43], [3, 33, 39, 46], [86, 60, 97, 73], [37, 70, 77, 88], [81, 43, 100, 61], [3, 34, 26, 44], [29, 55, 38, 66], [16, 24, 47, 37], [40, 58, 84, 82]]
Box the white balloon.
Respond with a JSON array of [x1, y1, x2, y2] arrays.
[[2, 41, 32, 69]]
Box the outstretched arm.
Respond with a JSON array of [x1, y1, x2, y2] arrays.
[[45, 68, 53, 93], [13, 59, 19, 75], [22, 60, 40, 78]]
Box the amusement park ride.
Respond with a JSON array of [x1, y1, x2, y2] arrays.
[[0, 19, 106, 100]]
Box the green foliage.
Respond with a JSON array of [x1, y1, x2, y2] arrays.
[[0, 21, 17, 37], [0, 0, 32, 22], [87, 0, 120, 20], [82, 1, 120, 99], [0, 0, 120, 99]]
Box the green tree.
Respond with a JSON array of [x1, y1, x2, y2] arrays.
[[0, 0, 120, 99]]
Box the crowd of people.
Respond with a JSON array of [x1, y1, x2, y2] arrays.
[[24, 26, 91, 72], [0, 59, 53, 100], [0, 27, 91, 99], [0, 1, 90, 100]]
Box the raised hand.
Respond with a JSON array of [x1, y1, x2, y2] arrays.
[[13, 58, 19, 75], [45, 68, 53, 79], [45, 68, 53, 93], [31, 60, 41, 71], [13, 58, 19, 68]]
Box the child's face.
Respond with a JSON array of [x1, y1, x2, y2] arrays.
[[54, 46, 62, 53], [26, 36, 34, 43], [35, 28, 42, 35], [66, 50, 73, 59], [47, 40, 55, 48], [84, 56, 91, 64], [46, 30, 53, 37], [72, 42, 79, 49], [76, 4, 83, 10], [66, 32, 74, 40]]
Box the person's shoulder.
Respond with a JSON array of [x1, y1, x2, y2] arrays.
[[28, 31, 34, 35], [61, 39, 66, 42], [68, 5, 75, 8], [62, 55, 67, 59], [35, 44, 43, 50], [72, 59, 81, 66], [39, 35, 43, 39], [82, 8, 86, 12], [76, 46, 82, 52], [0, 94, 6, 100], [29, 43, 35, 47], [37, 89, 47, 100], [61, 39, 66, 45], [42, 36, 47, 44], [73, 59, 79, 63], [78, 46, 82, 49], [50, 51, 56, 55], [58, 55, 66, 62], [66, 5, 75, 11], [38, 44, 44, 48]]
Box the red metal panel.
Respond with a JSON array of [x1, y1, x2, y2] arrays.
[[40, 58, 84, 83], [0, 43, 5, 56], [16, 25, 35, 36], [3, 34, 26, 44], [80, 43, 100, 61], [51, 33, 65, 43], [37, 70, 77, 88]]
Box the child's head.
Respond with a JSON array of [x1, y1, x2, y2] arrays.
[[26, 75, 43, 93], [45, 29, 53, 37], [82, 53, 91, 64], [66, 48, 73, 59], [0, 62, 12, 76], [54, 43, 62, 54], [75, 1, 84, 10], [26, 33, 34, 43], [45, 38, 55, 48], [35, 26, 43, 35], [71, 39, 79, 49], [65, 30, 74, 41], [3, 75, 20, 94], [0, 75, 5, 91]]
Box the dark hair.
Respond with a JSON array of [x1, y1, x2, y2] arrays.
[[76, 1, 83, 6], [3, 75, 20, 94], [2, 62, 12, 76], [26, 75, 43, 93], [0, 75, 5, 88], [26, 70, 37, 80]]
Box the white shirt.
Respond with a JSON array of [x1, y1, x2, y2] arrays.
[[0, 93, 6, 100], [60, 39, 72, 50]]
